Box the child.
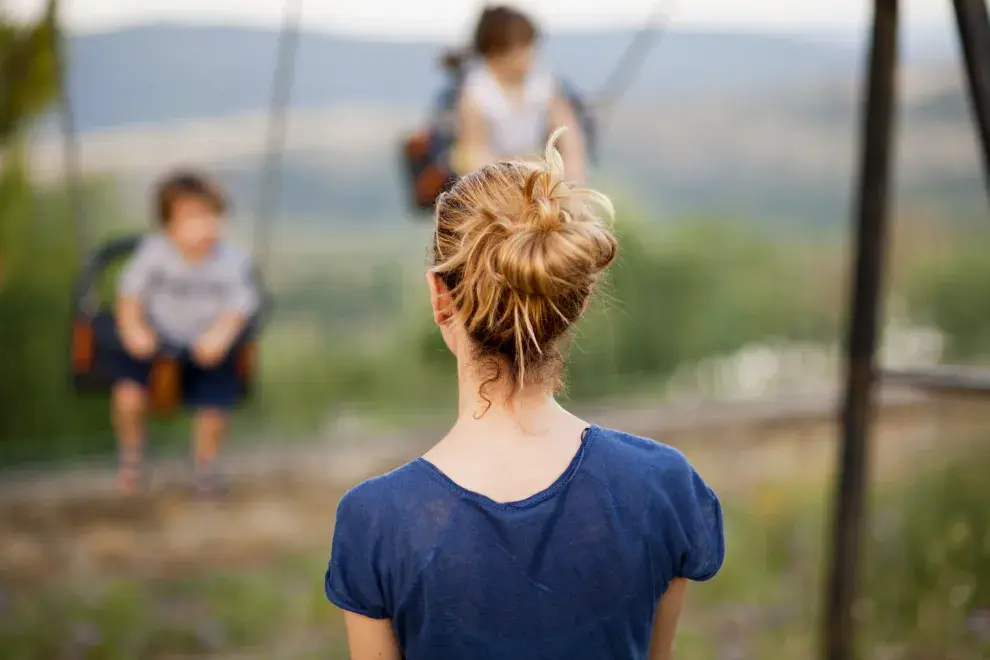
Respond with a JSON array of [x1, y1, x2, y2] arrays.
[[449, 5, 588, 183], [112, 171, 259, 495], [325, 130, 724, 659]]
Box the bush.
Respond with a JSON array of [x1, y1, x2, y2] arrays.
[[3, 174, 988, 466], [905, 241, 990, 361], [864, 437, 990, 655]]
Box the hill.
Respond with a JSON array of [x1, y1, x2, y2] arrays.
[[24, 23, 986, 228], [56, 23, 862, 133]]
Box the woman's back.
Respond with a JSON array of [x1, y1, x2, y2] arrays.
[[325, 132, 723, 659], [326, 425, 723, 660]]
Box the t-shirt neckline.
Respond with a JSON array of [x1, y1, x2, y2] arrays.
[[414, 424, 599, 511]]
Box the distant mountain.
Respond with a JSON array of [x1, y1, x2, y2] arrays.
[[60, 23, 863, 133], [28, 23, 984, 229]]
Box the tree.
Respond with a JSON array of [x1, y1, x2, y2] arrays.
[[0, 0, 60, 148], [2, 0, 60, 291], [0, 2, 119, 463]]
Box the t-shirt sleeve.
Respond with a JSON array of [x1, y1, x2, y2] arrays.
[[651, 448, 725, 584], [673, 462, 724, 581], [225, 255, 260, 318], [324, 485, 391, 619], [117, 238, 158, 298]]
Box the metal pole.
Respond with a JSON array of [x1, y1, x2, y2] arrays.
[[254, 0, 303, 275], [950, 0, 990, 197], [823, 1, 899, 659]]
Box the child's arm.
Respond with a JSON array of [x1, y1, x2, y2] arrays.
[[547, 94, 588, 185], [191, 312, 248, 367], [452, 92, 492, 175], [116, 242, 158, 360], [192, 257, 260, 368]]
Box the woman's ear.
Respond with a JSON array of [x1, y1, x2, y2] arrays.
[[426, 271, 453, 325]]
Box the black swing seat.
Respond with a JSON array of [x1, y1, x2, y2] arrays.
[[69, 234, 269, 414], [399, 76, 600, 216]]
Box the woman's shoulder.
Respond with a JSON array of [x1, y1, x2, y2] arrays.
[[590, 426, 725, 581], [334, 460, 434, 521], [589, 425, 695, 477], [587, 426, 715, 509]]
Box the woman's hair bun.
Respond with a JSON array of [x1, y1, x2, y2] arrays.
[[430, 128, 617, 397], [494, 128, 616, 298]]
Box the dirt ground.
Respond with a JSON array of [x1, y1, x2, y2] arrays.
[[1, 387, 987, 585]]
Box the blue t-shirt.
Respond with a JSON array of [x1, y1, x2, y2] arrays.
[[325, 425, 724, 660]]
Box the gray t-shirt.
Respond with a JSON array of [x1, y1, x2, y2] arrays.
[[118, 234, 260, 346]]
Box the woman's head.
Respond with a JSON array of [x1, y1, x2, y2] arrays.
[[442, 5, 540, 81], [429, 128, 617, 406]]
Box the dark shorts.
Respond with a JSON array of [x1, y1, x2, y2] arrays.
[[112, 349, 241, 410]]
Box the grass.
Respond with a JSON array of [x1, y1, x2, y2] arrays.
[[3, 436, 989, 659], [0, 555, 349, 660]]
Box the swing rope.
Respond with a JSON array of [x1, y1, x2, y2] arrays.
[[593, 0, 675, 129], [54, 0, 303, 280], [252, 0, 304, 278], [50, 0, 87, 262]]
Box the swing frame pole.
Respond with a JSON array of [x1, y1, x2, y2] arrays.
[[824, 0, 990, 657], [823, 0, 899, 658], [951, 0, 990, 198]]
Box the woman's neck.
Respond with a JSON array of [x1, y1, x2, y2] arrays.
[[455, 368, 562, 432]]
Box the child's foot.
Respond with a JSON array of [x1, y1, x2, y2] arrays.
[[116, 452, 145, 495], [192, 465, 228, 499]]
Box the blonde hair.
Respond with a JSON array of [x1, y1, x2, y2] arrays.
[[430, 128, 617, 403]]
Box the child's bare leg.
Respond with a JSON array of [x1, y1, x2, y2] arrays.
[[192, 408, 228, 493], [112, 381, 146, 493]]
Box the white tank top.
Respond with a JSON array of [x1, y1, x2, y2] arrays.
[[462, 62, 557, 160]]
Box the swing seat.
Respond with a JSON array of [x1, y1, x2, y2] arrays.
[[69, 235, 267, 416], [400, 129, 459, 212]]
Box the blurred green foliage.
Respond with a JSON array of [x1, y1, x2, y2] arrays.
[[864, 436, 990, 655], [0, 1, 59, 146], [904, 241, 990, 360], [2, 168, 989, 463], [0, 2, 987, 462]]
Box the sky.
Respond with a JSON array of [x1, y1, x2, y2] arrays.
[[5, 0, 956, 39]]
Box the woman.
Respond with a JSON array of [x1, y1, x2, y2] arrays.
[[325, 130, 725, 660], [448, 5, 588, 183]]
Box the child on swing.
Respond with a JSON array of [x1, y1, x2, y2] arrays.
[[112, 171, 259, 495], [447, 5, 589, 183]]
